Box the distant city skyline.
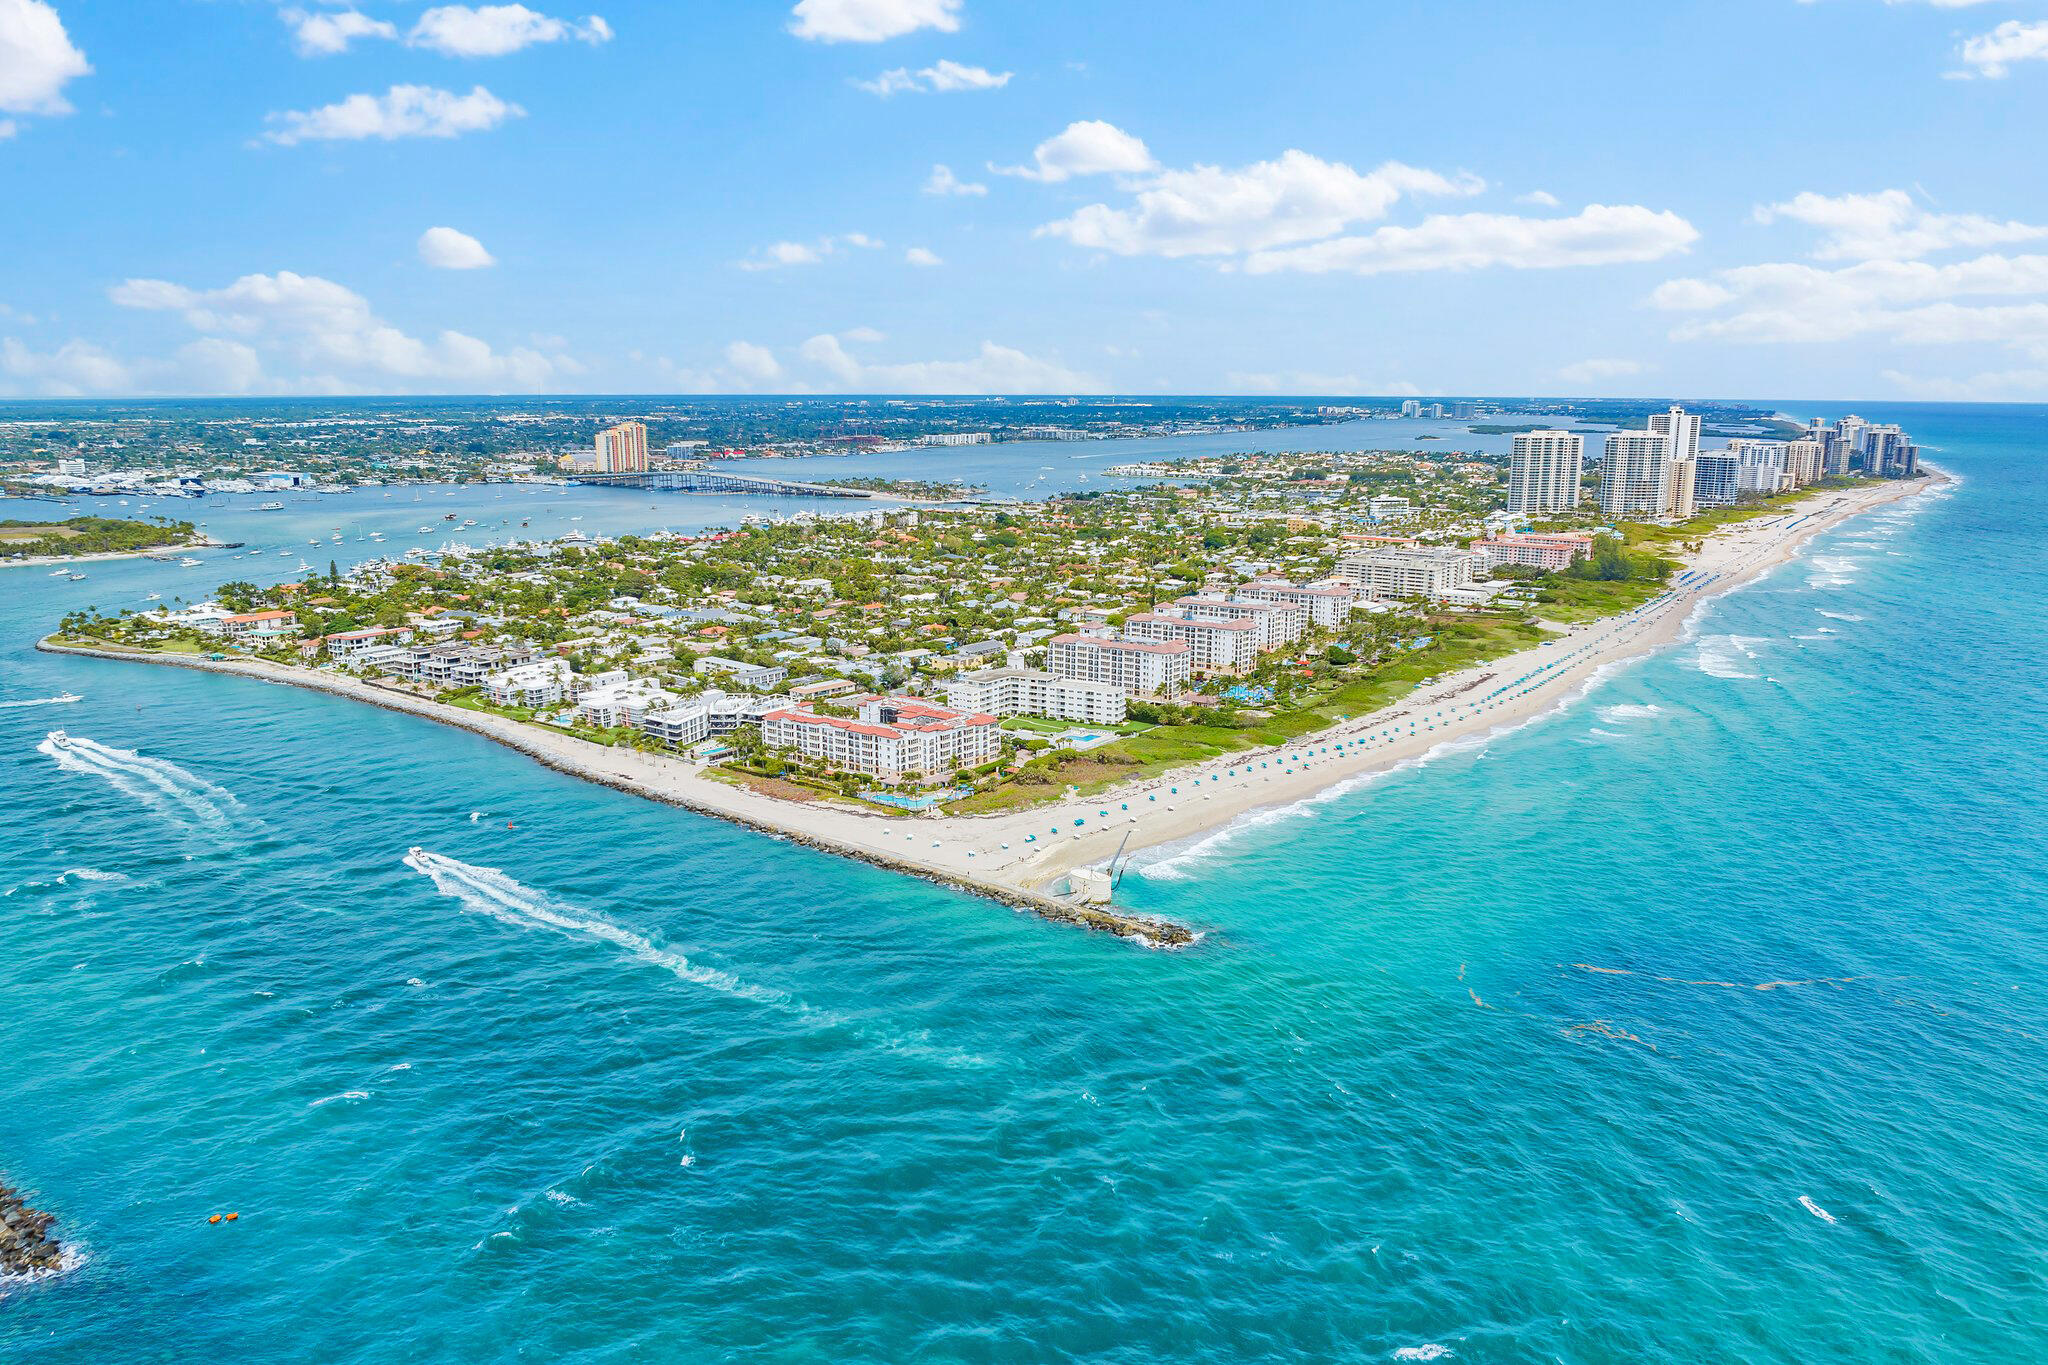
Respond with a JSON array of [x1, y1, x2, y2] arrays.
[[4, 0, 2048, 400]]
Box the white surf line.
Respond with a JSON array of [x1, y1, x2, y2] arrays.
[[1127, 484, 1928, 881], [403, 849, 988, 1068]]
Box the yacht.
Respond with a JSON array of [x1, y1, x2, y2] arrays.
[[257, 501, 285, 511], [49, 568, 69, 577], [178, 556, 202, 568], [67, 572, 87, 581], [295, 560, 313, 573], [46, 730, 70, 750], [144, 592, 161, 602]]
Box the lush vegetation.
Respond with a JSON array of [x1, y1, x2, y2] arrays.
[[0, 515, 195, 560]]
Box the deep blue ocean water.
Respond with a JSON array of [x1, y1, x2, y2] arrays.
[[2, 405, 2045, 1362]]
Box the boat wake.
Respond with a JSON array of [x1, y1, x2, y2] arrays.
[[37, 733, 244, 830], [0, 693, 81, 710], [403, 849, 986, 1066]]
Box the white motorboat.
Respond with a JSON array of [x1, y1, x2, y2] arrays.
[[46, 730, 70, 749]]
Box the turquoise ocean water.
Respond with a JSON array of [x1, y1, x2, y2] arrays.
[[2, 405, 2045, 1362]]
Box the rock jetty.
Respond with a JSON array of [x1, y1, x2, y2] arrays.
[[0, 1181, 64, 1278]]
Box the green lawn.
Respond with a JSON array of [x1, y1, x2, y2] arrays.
[[950, 614, 1555, 811]]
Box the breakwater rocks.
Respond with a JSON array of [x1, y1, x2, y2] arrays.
[[0, 1182, 64, 1278]]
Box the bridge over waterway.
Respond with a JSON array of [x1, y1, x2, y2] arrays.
[[568, 470, 876, 498]]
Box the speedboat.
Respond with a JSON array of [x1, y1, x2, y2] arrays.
[[257, 501, 285, 511], [49, 568, 69, 577], [144, 592, 161, 602], [67, 572, 86, 581], [178, 557, 202, 567], [46, 730, 70, 749]]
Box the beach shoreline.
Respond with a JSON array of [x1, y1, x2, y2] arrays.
[[2, 535, 229, 571], [37, 472, 1942, 940]]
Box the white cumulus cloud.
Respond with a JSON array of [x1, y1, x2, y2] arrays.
[[792, 333, 1097, 392], [1753, 188, 2048, 260], [282, 8, 397, 57], [0, 0, 90, 123], [904, 246, 942, 266], [262, 84, 524, 145], [0, 336, 128, 396], [408, 5, 612, 58], [788, 0, 960, 43], [738, 233, 884, 270], [1556, 358, 1648, 386], [1040, 151, 1484, 258], [107, 269, 563, 391], [858, 58, 1009, 95], [1243, 204, 1698, 276], [1957, 19, 2048, 78], [923, 163, 986, 196], [723, 340, 784, 384], [418, 226, 496, 269], [996, 119, 1155, 183]]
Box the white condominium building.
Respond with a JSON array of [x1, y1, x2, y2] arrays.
[[1234, 578, 1357, 629], [1506, 430, 1585, 514], [1694, 452, 1742, 507], [1647, 405, 1701, 462], [576, 678, 676, 728], [1173, 596, 1308, 649], [1599, 431, 1672, 517], [640, 701, 711, 748], [1047, 632, 1191, 698], [1784, 440, 1824, 486], [1473, 533, 1595, 572], [1336, 546, 1475, 601], [486, 657, 572, 708], [945, 667, 1127, 726], [1123, 612, 1260, 675], [760, 696, 1001, 781]]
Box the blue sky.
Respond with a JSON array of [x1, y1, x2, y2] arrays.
[[3, 0, 2047, 399]]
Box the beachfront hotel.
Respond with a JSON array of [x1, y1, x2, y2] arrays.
[[760, 696, 1001, 782], [1336, 545, 1475, 601], [1170, 596, 1310, 649], [1473, 532, 1596, 572], [945, 667, 1128, 726], [1233, 578, 1358, 629], [1124, 612, 1261, 676], [1047, 632, 1192, 699], [1505, 430, 1585, 515]]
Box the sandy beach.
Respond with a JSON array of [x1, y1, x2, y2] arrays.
[[1, 535, 228, 571], [39, 474, 1940, 942]]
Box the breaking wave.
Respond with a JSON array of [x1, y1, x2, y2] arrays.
[[1693, 635, 1764, 680]]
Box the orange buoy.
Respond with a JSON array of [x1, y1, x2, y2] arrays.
[[208, 1214, 221, 1224], [225, 1212, 239, 1222]]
